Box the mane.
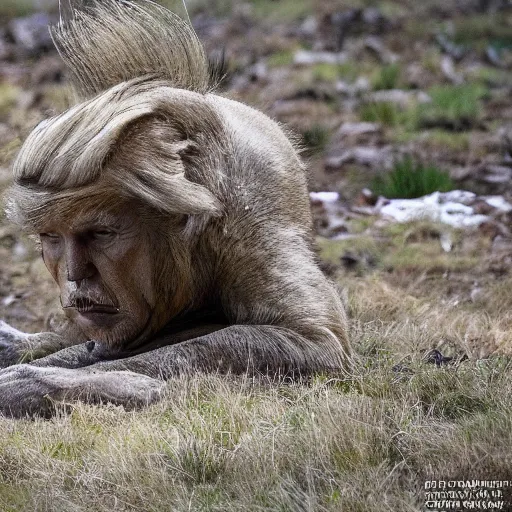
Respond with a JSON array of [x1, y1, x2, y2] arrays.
[[51, 0, 212, 98]]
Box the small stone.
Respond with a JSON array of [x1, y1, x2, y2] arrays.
[[8, 13, 53, 54], [337, 122, 381, 137], [293, 50, 347, 66]]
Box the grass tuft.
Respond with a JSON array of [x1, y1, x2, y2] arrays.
[[371, 157, 455, 199], [371, 63, 402, 91], [417, 84, 487, 131]]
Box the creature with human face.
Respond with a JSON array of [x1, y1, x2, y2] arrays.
[[0, 0, 351, 418]]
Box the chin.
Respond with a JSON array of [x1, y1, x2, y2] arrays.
[[80, 313, 149, 349]]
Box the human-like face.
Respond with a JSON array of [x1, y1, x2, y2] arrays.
[[39, 205, 156, 348]]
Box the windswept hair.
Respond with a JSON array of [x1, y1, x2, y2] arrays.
[[52, 0, 212, 98], [7, 0, 225, 230]]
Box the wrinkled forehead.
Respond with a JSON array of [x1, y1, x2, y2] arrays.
[[42, 201, 134, 232]]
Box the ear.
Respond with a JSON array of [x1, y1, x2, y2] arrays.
[[106, 84, 226, 217]]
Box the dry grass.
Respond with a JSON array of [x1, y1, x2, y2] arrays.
[[1, 221, 512, 511]]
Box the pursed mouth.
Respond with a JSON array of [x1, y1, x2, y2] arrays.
[[64, 298, 119, 315]]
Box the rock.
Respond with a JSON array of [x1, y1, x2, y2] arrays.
[[355, 188, 378, 207], [485, 45, 504, 67], [479, 220, 508, 239], [8, 13, 53, 55], [483, 195, 512, 213], [16, 90, 41, 110], [31, 54, 63, 84], [367, 89, 431, 107], [248, 62, 268, 83], [336, 77, 370, 97], [440, 55, 464, 85], [405, 62, 435, 89], [321, 7, 392, 51], [479, 165, 512, 184], [436, 34, 466, 61], [364, 36, 398, 64], [310, 191, 340, 204], [309, 191, 350, 239], [293, 50, 348, 66], [325, 146, 393, 170], [298, 16, 317, 39], [0, 30, 14, 61], [378, 191, 490, 228], [440, 190, 477, 205], [337, 122, 381, 138], [498, 124, 512, 158]]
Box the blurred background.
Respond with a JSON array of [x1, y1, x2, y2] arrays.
[[0, 0, 511, 350], [1, 0, 511, 202]]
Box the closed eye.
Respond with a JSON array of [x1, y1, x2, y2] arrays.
[[90, 229, 117, 241]]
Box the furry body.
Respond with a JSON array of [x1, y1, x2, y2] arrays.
[[0, 0, 350, 417]]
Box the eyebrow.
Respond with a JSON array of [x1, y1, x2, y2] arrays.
[[69, 211, 123, 231]]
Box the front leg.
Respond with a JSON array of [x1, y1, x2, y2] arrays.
[[0, 365, 164, 418], [88, 325, 350, 379], [0, 325, 348, 417]]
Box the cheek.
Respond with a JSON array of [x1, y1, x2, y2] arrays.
[[100, 244, 155, 307], [41, 246, 61, 283]]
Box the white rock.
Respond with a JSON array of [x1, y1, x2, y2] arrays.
[[294, 50, 347, 66], [379, 191, 490, 228], [482, 196, 512, 212], [310, 191, 339, 203], [338, 122, 381, 137]]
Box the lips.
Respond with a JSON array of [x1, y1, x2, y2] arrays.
[[71, 297, 119, 315], [77, 304, 119, 314]]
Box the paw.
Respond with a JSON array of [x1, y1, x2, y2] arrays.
[[0, 365, 165, 418], [0, 321, 29, 369]]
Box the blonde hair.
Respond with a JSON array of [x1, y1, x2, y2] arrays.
[[7, 0, 224, 231], [52, 0, 212, 98]]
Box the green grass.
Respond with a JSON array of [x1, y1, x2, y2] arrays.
[[371, 63, 402, 91], [417, 84, 487, 131], [371, 157, 454, 199], [267, 50, 295, 68], [251, 0, 314, 21], [0, 0, 36, 18], [360, 102, 400, 127], [392, 130, 470, 153], [309, 61, 360, 82], [452, 14, 512, 49], [184, 0, 314, 21], [0, 84, 20, 120]]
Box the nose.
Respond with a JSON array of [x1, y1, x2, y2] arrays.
[[65, 238, 96, 283]]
